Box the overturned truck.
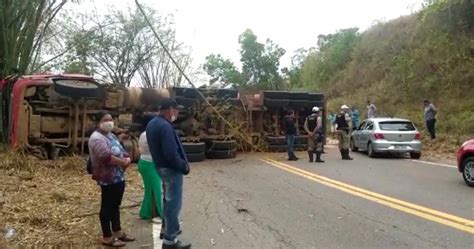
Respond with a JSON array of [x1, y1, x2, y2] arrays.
[[0, 74, 325, 161]]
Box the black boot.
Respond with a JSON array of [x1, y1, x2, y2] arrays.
[[342, 149, 353, 160], [162, 240, 191, 249], [340, 149, 345, 159], [292, 152, 299, 160], [308, 151, 314, 162], [315, 152, 325, 163]]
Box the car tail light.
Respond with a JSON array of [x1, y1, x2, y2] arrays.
[[374, 133, 384, 140], [415, 132, 421, 140]]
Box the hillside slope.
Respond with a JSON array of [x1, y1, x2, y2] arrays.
[[301, 0, 473, 155]]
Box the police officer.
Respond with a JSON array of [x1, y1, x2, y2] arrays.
[[334, 105, 353, 160], [304, 107, 324, 163]]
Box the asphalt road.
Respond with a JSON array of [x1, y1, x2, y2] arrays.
[[126, 147, 473, 249]]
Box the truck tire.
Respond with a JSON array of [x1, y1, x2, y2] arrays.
[[294, 135, 308, 145], [175, 96, 199, 108], [217, 89, 238, 99], [267, 145, 287, 152], [183, 88, 199, 99], [182, 142, 206, 154], [289, 100, 309, 108], [186, 152, 206, 163], [208, 140, 237, 151], [265, 136, 286, 146], [264, 99, 289, 108], [53, 79, 103, 99], [262, 91, 290, 99], [308, 101, 324, 108], [206, 149, 237, 159], [289, 91, 309, 100], [309, 93, 324, 101]]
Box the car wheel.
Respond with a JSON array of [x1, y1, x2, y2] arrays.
[[410, 152, 421, 159], [462, 157, 474, 187], [186, 152, 206, 163], [367, 143, 376, 158], [350, 138, 359, 152]]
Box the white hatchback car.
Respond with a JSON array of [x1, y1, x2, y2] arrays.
[[350, 118, 422, 159]]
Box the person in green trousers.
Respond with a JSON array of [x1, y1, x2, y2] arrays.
[[137, 114, 163, 222]]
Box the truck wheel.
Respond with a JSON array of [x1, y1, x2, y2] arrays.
[[175, 97, 199, 108], [289, 100, 309, 108], [262, 91, 290, 99], [206, 149, 237, 159], [309, 93, 324, 101], [294, 135, 308, 145], [289, 91, 309, 100], [186, 152, 206, 163], [265, 136, 286, 146], [183, 88, 199, 99], [263, 98, 290, 108], [217, 89, 238, 99], [267, 145, 288, 153], [182, 142, 206, 154], [207, 140, 237, 151], [53, 79, 103, 99]]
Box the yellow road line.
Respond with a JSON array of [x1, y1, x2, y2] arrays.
[[261, 158, 474, 234]]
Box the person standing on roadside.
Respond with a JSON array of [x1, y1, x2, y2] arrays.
[[146, 98, 191, 249], [423, 99, 438, 140], [367, 100, 377, 119], [88, 111, 135, 247], [350, 106, 360, 131], [137, 112, 163, 223], [304, 107, 325, 163], [334, 105, 353, 160], [284, 109, 298, 161]]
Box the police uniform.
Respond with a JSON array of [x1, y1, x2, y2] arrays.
[[304, 113, 324, 163], [335, 111, 353, 160]]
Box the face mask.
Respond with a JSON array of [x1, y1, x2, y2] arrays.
[[171, 115, 177, 122], [100, 121, 114, 132]]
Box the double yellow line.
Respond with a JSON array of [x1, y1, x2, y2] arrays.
[[261, 158, 474, 234]]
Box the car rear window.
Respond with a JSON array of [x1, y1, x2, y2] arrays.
[[379, 121, 415, 131]]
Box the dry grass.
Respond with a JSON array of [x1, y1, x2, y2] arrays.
[[0, 151, 143, 248]]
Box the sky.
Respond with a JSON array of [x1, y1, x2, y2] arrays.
[[78, 0, 424, 82]]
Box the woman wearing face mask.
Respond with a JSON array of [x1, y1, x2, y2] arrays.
[[137, 112, 163, 223], [88, 111, 135, 247]]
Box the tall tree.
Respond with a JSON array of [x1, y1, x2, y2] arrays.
[[203, 54, 243, 87], [238, 29, 286, 89], [0, 0, 80, 77]]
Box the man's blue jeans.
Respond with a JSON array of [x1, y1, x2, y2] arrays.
[[286, 134, 295, 159], [157, 167, 183, 244]]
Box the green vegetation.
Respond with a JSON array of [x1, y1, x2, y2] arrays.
[[204, 29, 286, 89], [296, 0, 473, 147]]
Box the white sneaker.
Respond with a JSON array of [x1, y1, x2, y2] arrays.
[[152, 217, 162, 224]]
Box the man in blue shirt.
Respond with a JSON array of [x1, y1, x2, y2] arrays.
[[147, 98, 191, 249], [350, 107, 360, 132]]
